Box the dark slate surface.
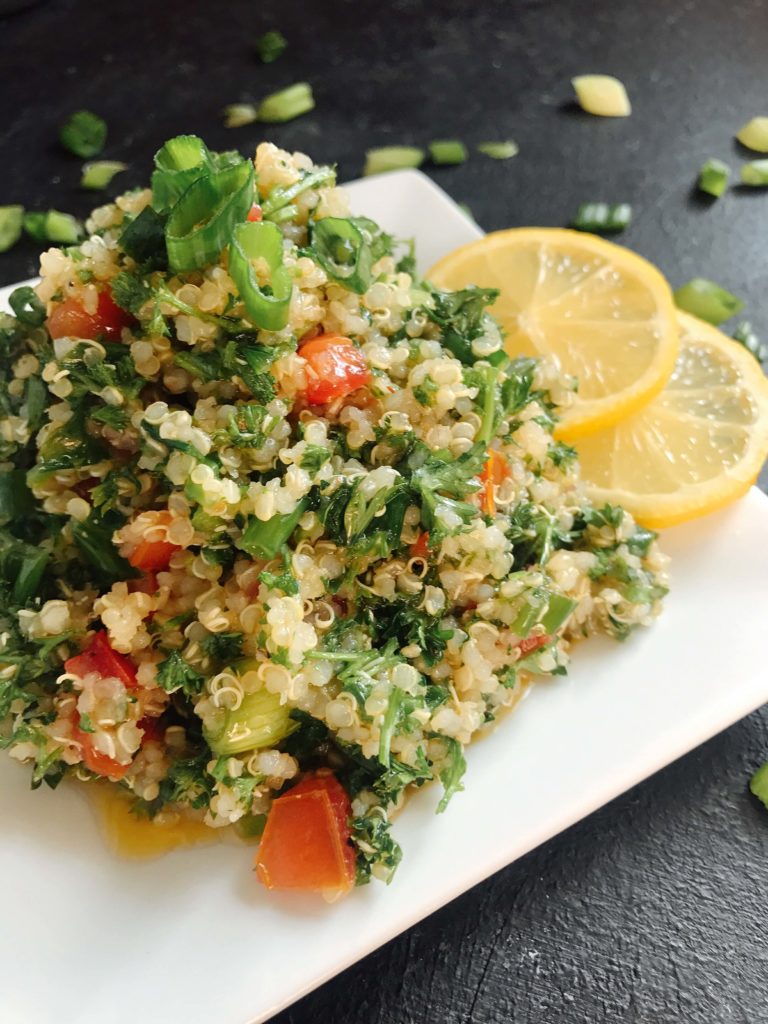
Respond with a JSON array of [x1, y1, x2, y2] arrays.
[[1, 1, 767, 1021]]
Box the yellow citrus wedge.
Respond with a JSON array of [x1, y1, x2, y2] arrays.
[[428, 228, 679, 439], [574, 312, 768, 529]]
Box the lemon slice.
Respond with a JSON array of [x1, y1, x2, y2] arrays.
[[428, 228, 679, 439], [575, 312, 768, 529]]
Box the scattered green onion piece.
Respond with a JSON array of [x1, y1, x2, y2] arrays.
[[310, 216, 373, 294], [0, 205, 24, 253], [266, 204, 299, 224], [206, 687, 298, 756], [228, 220, 293, 331], [697, 158, 730, 198], [166, 157, 254, 273], [732, 322, 768, 363], [59, 110, 107, 158], [256, 82, 314, 123], [8, 286, 45, 326], [673, 278, 744, 326], [260, 166, 336, 219], [364, 146, 425, 177], [151, 134, 211, 212], [428, 140, 468, 165], [477, 141, 519, 160], [740, 159, 768, 186], [255, 29, 287, 63], [736, 117, 768, 153], [24, 210, 82, 244], [750, 762, 768, 809], [81, 160, 127, 190], [223, 104, 258, 129], [571, 202, 632, 233]]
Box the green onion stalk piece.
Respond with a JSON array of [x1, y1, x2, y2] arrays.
[[223, 104, 258, 129], [256, 82, 315, 123], [81, 160, 127, 190], [206, 687, 299, 756], [228, 220, 293, 331], [673, 278, 744, 326], [237, 500, 309, 560], [428, 140, 468, 165], [260, 166, 336, 219], [59, 110, 107, 158], [363, 146, 425, 176], [309, 216, 373, 294], [151, 135, 212, 213], [571, 202, 632, 233], [698, 158, 730, 197], [255, 29, 287, 63], [23, 210, 83, 244], [165, 158, 254, 273], [0, 205, 24, 252], [741, 159, 768, 186], [477, 141, 519, 160]]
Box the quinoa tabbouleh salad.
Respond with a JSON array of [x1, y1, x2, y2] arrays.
[[0, 136, 668, 897]]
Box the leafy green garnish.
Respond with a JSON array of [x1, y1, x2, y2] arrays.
[[156, 650, 206, 697], [436, 737, 467, 812], [423, 285, 499, 365]]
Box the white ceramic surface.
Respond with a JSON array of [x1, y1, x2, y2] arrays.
[[1, 170, 767, 1024]]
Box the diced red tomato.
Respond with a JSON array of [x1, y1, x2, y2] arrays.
[[46, 289, 134, 341], [516, 633, 551, 656], [137, 715, 164, 744], [255, 771, 355, 895], [72, 714, 130, 781], [298, 333, 371, 405], [410, 531, 430, 560], [126, 511, 180, 572], [65, 631, 138, 689], [247, 204, 263, 222], [479, 449, 511, 516], [128, 539, 179, 573]]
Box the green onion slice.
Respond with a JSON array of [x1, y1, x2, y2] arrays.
[[166, 158, 254, 273], [428, 140, 468, 165], [81, 160, 127, 190], [477, 141, 519, 160], [673, 278, 744, 326], [256, 82, 315, 123], [571, 202, 632, 233], [24, 210, 83, 244], [255, 29, 287, 63], [741, 159, 768, 186], [698, 158, 730, 197], [0, 205, 24, 253], [363, 146, 425, 176], [59, 110, 107, 158], [310, 216, 373, 294], [151, 135, 212, 213], [8, 286, 46, 326], [260, 166, 336, 219], [229, 220, 293, 331], [223, 104, 258, 129]]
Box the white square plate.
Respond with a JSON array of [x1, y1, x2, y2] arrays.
[[1, 170, 767, 1024]]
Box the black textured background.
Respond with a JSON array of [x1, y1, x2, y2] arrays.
[[2, 1, 768, 1021]]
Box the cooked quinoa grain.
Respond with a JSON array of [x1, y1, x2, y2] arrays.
[[0, 136, 668, 889]]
